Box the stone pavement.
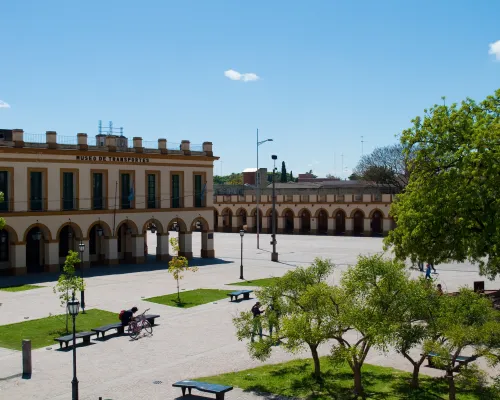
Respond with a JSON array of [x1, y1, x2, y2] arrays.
[[0, 233, 499, 400]]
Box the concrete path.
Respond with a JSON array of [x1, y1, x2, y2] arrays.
[[0, 233, 499, 400]]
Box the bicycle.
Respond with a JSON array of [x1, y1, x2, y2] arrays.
[[127, 308, 153, 340]]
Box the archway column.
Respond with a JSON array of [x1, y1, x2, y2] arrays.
[[156, 233, 170, 261], [310, 218, 318, 235], [262, 216, 269, 231], [246, 216, 254, 232], [277, 216, 284, 234], [217, 216, 224, 232], [178, 232, 193, 259], [327, 217, 335, 235], [364, 218, 371, 235], [104, 236, 119, 265], [201, 231, 215, 258], [383, 218, 392, 236], [293, 217, 300, 234], [345, 218, 353, 235], [46, 240, 60, 272], [11, 243, 26, 275], [80, 239, 90, 269], [131, 234, 145, 264]]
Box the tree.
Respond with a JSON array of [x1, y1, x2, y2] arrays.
[[353, 144, 411, 191], [280, 161, 287, 183], [425, 288, 500, 400], [348, 173, 361, 180], [385, 89, 500, 278], [53, 251, 85, 332], [326, 173, 340, 180], [233, 258, 337, 381], [330, 255, 409, 397], [0, 192, 5, 230], [391, 278, 441, 389], [289, 170, 294, 182], [305, 169, 318, 178], [168, 237, 198, 303]]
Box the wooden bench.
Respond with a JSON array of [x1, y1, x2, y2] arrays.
[[424, 352, 474, 369], [54, 331, 96, 349], [92, 323, 125, 338], [227, 289, 253, 302], [173, 380, 233, 400]]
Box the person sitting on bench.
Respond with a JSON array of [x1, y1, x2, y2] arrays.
[[120, 307, 138, 326]]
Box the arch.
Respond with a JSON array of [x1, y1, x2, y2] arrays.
[[314, 208, 329, 218], [23, 222, 52, 242], [266, 208, 278, 234], [0, 225, 19, 243], [249, 208, 263, 233], [166, 217, 188, 232], [221, 208, 233, 232], [141, 218, 165, 234], [56, 221, 84, 241], [352, 209, 365, 235], [115, 219, 139, 236], [235, 207, 248, 229], [368, 208, 386, 219], [316, 209, 329, 235], [86, 220, 112, 239], [299, 208, 311, 234], [349, 208, 366, 219], [190, 216, 210, 232], [370, 210, 384, 236], [334, 209, 346, 235], [283, 208, 294, 234], [281, 208, 295, 218], [250, 208, 263, 217]]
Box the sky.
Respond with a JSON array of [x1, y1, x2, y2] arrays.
[[1, 1, 499, 179]]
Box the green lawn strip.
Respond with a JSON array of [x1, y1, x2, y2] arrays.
[[0, 309, 118, 351], [0, 284, 44, 292], [145, 289, 234, 308], [201, 356, 496, 400], [227, 278, 279, 287]]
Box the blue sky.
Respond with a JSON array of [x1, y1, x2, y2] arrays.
[[1, 1, 499, 178]]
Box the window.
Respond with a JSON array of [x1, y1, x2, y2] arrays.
[[354, 194, 362, 202], [147, 174, 156, 208], [286, 195, 293, 202], [373, 193, 382, 202], [300, 194, 310, 202], [30, 171, 43, 211], [92, 173, 104, 210], [0, 171, 9, 211], [172, 174, 180, 208], [318, 194, 327, 202], [121, 173, 131, 209], [62, 172, 74, 210], [194, 174, 203, 207], [336, 194, 345, 202]]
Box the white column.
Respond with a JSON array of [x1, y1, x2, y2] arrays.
[[201, 231, 215, 258], [217, 216, 224, 232], [310, 218, 318, 234], [327, 217, 335, 235], [383, 218, 392, 235], [178, 232, 193, 259], [293, 217, 300, 233], [105, 237, 119, 265], [246, 216, 254, 231], [80, 239, 90, 269], [132, 235, 145, 263], [46, 242, 60, 273], [364, 218, 371, 235], [278, 216, 284, 233], [262, 216, 269, 232], [13, 243, 26, 275], [156, 233, 170, 261], [346, 218, 353, 235]]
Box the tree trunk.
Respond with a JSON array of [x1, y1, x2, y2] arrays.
[[447, 371, 456, 400], [308, 344, 322, 381], [353, 363, 364, 398], [176, 278, 180, 302], [411, 365, 420, 389]]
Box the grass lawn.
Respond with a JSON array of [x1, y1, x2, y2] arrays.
[[145, 289, 234, 308], [0, 309, 118, 350], [201, 356, 498, 400], [227, 278, 279, 287], [0, 284, 44, 292]]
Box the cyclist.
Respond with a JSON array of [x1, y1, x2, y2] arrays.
[[120, 307, 138, 326]]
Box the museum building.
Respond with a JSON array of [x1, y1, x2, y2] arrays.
[[0, 129, 218, 276]]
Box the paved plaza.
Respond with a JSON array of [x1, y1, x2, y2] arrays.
[[0, 233, 499, 400]]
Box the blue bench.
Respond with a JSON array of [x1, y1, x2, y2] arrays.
[[173, 380, 233, 399], [54, 331, 96, 349], [227, 289, 253, 302], [424, 352, 474, 369]]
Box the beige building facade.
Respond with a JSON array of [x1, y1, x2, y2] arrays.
[[0, 129, 218, 276], [213, 180, 396, 236]]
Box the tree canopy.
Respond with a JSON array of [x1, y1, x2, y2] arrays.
[[385, 89, 500, 278]]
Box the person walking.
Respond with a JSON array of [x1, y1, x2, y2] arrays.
[[418, 261, 424, 272], [425, 264, 432, 280], [251, 302, 265, 342], [268, 299, 281, 343]]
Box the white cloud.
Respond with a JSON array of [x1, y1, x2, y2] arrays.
[[224, 69, 260, 82], [0, 100, 10, 108], [488, 40, 500, 60]]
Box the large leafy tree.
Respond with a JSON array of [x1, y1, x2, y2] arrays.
[[353, 144, 410, 191], [385, 89, 500, 278]]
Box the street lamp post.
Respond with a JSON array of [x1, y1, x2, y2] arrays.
[[256, 129, 273, 249], [67, 294, 80, 400], [78, 241, 85, 314], [239, 230, 245, 279], [271, 155, 279, 262]]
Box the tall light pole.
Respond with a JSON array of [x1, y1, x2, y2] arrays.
[[256, 129, 273, 249], [239, 230, 245, 279], [271, 155, 278, 262], [67, 293, 80, 400], [78, 241, 86, 314]]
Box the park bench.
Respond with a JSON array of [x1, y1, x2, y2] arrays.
[[54, 331, 96, 349], [173, 380, 233, 400], [92, 323, 125, 338], [227, 289, 253, 302], [423, 352, 474, 369]]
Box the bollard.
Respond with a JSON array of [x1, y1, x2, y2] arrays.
[[22, 339, 32, 377]]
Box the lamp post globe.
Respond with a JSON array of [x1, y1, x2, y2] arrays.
[[67, 294, 80, 400]]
